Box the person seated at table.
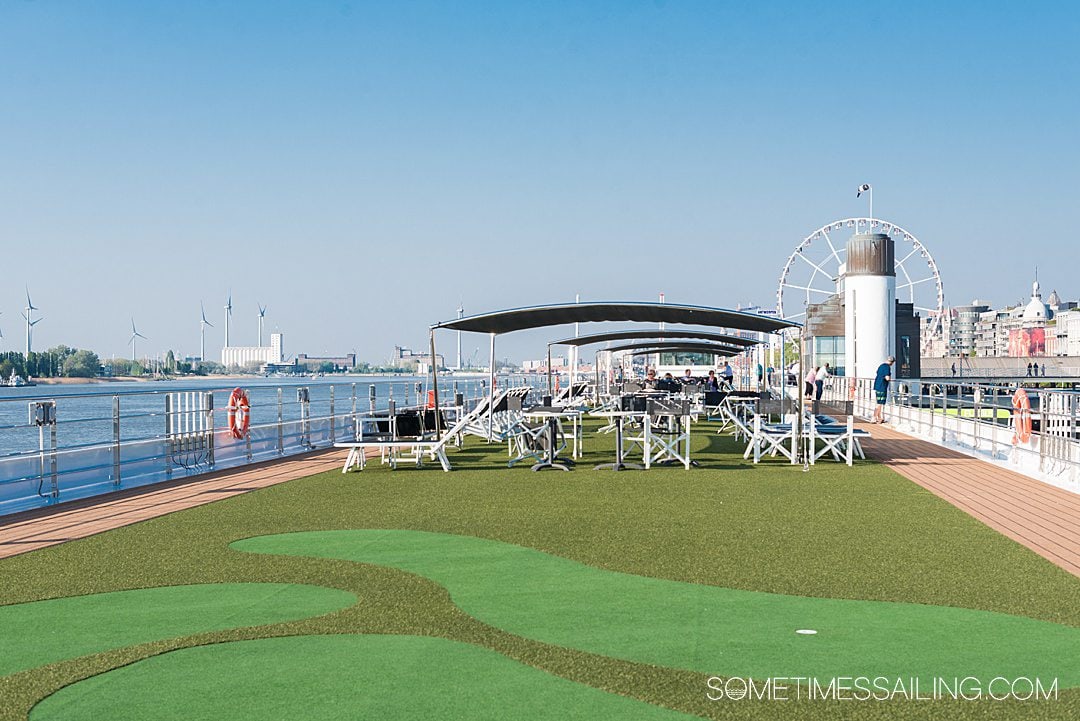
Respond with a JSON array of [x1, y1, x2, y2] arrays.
[[704, 370, 720, 391], [643, 367, 659, 389], [681, 368, 695, 385]]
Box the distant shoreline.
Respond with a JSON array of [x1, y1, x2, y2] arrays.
[[27, 370, 498, 386], [31, 374, 258, 385]]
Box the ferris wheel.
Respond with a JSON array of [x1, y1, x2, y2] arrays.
[[776, 218, 945, 324]]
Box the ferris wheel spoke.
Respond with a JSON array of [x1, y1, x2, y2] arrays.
[[897, 276, 936, 290], [897, 247, 920, 265], [781, 283, 833, 295], [821, 229, 843, 265], [793, 252, 834, 280]]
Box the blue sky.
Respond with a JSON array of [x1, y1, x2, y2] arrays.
[[2, 1, 1078, 362]]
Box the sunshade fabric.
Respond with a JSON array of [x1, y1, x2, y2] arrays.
[[431, 302, 798, 335], [605, 340, 745, 355], [549, 329, 759, 348]]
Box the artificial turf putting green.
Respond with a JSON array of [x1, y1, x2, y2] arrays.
[[0, 583, 355, 676], [234, 530, 1080, 686], [3, 422, 1079, 721], [30, 635, 696, 721]]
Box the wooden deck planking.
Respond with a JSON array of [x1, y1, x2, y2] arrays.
[[858, 422, 1080, 577], [0, 449, 348, 559]]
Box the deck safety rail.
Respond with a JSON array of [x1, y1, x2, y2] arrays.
[[818, 376, 1080, 484], [0, 375, 541, 517]]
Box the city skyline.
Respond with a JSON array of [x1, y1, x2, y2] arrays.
[[3, 1, 1078, 361]]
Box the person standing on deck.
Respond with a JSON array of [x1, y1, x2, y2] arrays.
[[872, 356, 894, 424], [804, 365, 816, 399], [721, 361, 734, 387], [815, 363, 829, 401]]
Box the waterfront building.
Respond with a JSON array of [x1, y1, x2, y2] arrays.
[[221, 332, 284, 369], [391, 346, 445, 371]]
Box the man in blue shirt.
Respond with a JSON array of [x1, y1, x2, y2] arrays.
[[872, 355, 894, 424], [721, 362, 734, 387]]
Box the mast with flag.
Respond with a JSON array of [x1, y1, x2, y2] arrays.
[[857, 183, 873, 223]]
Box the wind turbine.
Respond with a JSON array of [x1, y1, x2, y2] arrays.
[[22, 288, 42, 355], [224, 293, 233, 348], [199, 302, 214, 361], [257, 303, 267, 347], [129, 318, 148, 362]]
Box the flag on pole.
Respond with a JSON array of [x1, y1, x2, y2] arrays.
[[856, 184, 871, 197]]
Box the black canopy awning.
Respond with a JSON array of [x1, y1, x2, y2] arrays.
[[605, 340, 745, 356], [549, 329, 759, 348], [629, 347, 727, 357], [431, 302, 797, 335]]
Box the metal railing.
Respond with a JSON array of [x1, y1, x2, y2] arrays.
[[818, 376, 1080, 485], [0, 374, 541, 517]]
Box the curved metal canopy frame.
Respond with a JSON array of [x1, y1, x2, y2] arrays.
[[548, 329, 759, 348], [628, 347, 726, 357], [428, 302, 796, 441], [432, 301, 798, 335], [604, 340, 744, 356]]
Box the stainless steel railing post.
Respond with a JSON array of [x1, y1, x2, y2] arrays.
[[329, 385, 336, 444], [277, 387, 284, 455], [113, 395, 122, 487], [164, 393, 173, 480]]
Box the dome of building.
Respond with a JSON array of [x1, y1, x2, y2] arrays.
[[1022, 280, 1050, 322]]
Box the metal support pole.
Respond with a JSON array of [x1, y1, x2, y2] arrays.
[[330, 385, 336, 444], [796, 330, 804, 465], [430, 329, 442, 439], [277, 387, 284, 454], [50, 418, 58, 497], [488, 332, 496, 442], [113, 395, 121, 487], [547, 344, 553, 399]]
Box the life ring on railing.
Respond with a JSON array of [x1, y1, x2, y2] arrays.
[[1011, 388, 1032, 445], [426, 390, 436, 408], [227, 387, 251, 440]]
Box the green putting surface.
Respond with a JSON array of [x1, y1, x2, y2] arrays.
[[30, 635, 695, 721], [0, 583, 355, 675], [235, 530, 1080, 686]]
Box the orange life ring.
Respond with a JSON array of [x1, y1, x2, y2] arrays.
[[1012, 388, 1032, 445], [426, 390, 436, 408], [227, 387, 251, 439]]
